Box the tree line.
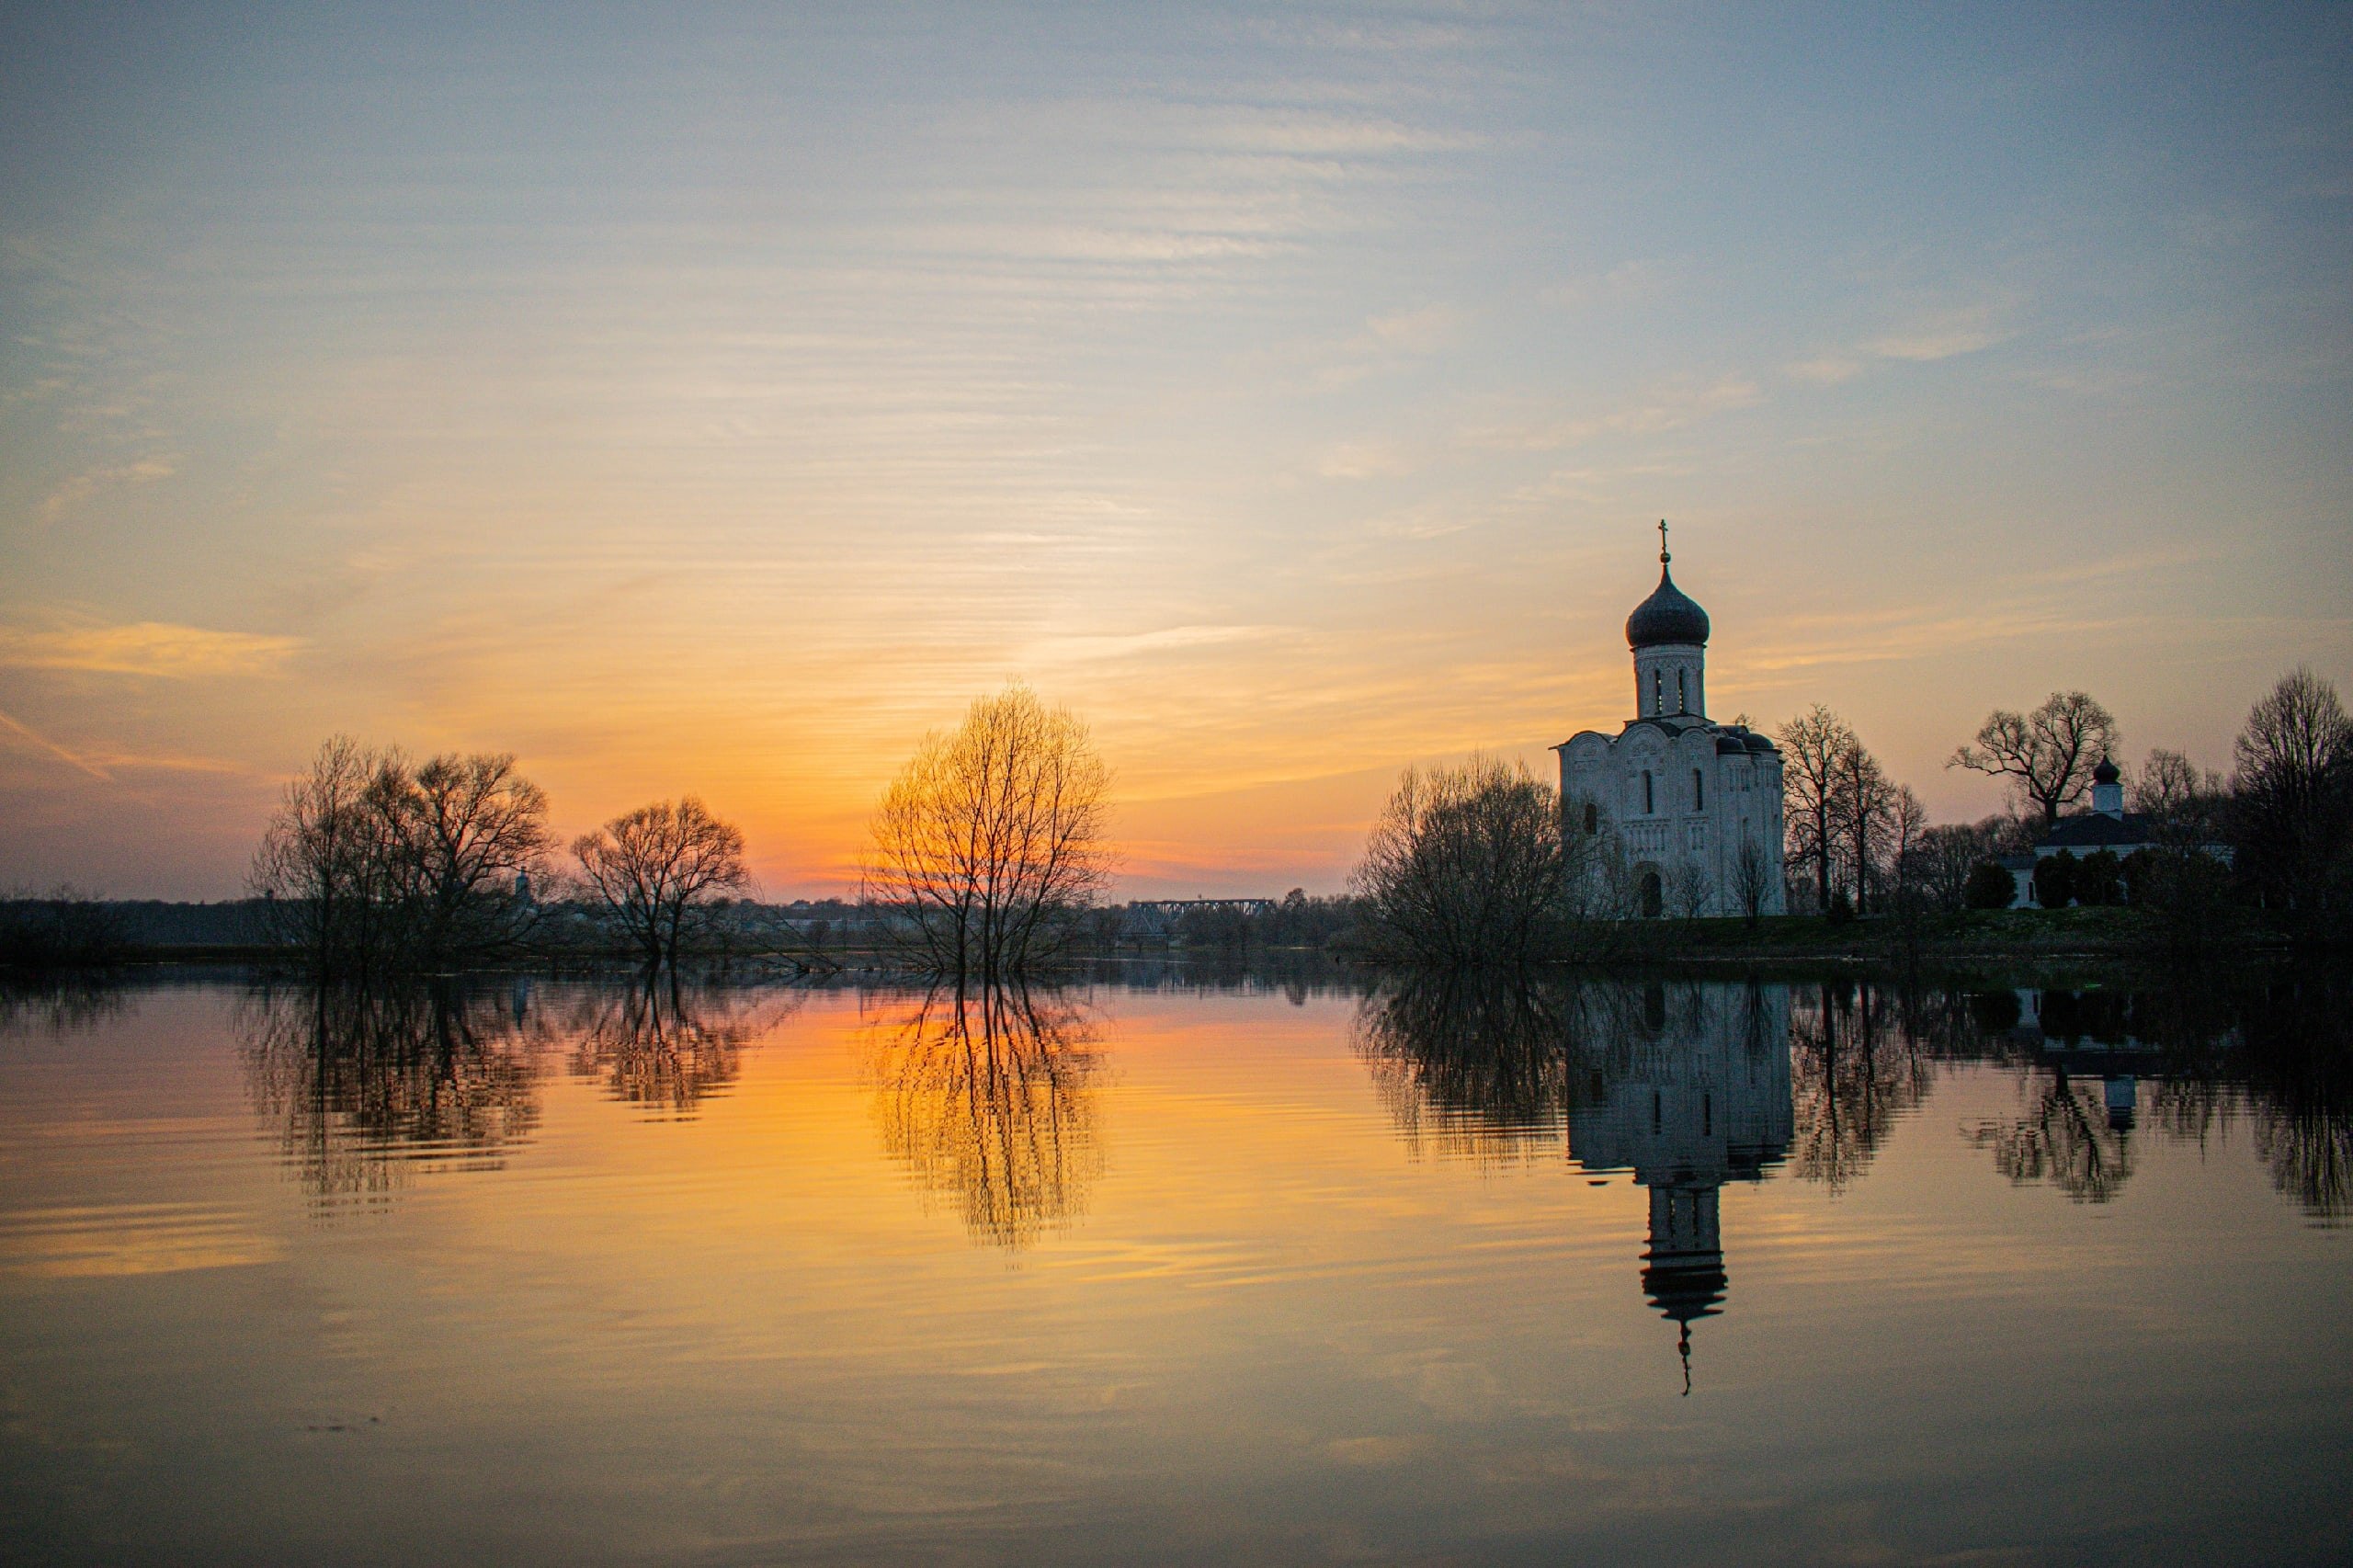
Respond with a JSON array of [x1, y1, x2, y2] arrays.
[[233, 660, 2352, 982], [1342, 663, 2350, 971], [1779, 666, 2352, 926]]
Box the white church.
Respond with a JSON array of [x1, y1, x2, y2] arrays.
[[1556, 527, 1787, 918]]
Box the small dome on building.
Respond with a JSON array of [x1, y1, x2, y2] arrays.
[[1744, 733, 1776, 754], [2093, 756, 2120, 786], [1626, 564, 1711, 649]]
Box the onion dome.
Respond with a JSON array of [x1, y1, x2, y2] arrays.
[[1626, 557, 1710, 649], [2093, 756, 2120, 786]]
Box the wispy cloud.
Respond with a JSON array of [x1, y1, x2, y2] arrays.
[[1316, 440, 1419, 479], [38, 455, 179, 526], [1237, 301, 1468, 393], [0, 619, 303, 679], [0, 709, 111, 780], [1542, 257, 1688, 310], [1786, 301, 2018, 383], [1028, 623, 1287, 665], [1461, 374, 1763, 451]]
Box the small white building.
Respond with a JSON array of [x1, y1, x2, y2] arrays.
[[1556, 530, 1787, 918], [2000, 757, 2230, 907]]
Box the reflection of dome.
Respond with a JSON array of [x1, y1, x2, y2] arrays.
[[1626, 564, 1711, 649], [1641, 1256, 1728, 1325]]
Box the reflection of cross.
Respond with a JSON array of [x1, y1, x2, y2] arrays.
[[1657, 517, 1671, 564]]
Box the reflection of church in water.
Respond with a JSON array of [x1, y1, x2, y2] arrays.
[[1565, 984, 1793, 1392]]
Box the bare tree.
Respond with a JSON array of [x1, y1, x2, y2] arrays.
[[865, 685, 1113, 977], [1949, 691, 2119, 831], [252, 736, 377, 968], [1884, 784, 1927, 911], [1830, 736, 1898, 915], [1351, 756, 1567, 966], [1911, 822, 1994, 912], [573, 798, 751, 968], [387, 753, 551, 963], [2131, 748, 2213, 823], [1731, 835, 1774, 927], [2232, 666, 2353, 914], [1666, 859, 1713, 920], [253, 738, 555, 972], [1779, 705, 1853, 916]]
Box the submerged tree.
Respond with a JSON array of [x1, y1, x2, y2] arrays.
[[1349, 756, 1572, 967], [251, 736, 551, 973], [572, 798, 751, 969], [864, 685, 1113, 977]]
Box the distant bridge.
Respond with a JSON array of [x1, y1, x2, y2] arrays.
[[1127, 898, 1278, 917]]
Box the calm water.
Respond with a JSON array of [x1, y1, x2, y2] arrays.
[[3, 968, 2347, 1566]]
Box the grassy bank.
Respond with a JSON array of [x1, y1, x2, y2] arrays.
[[1605, 905, 2290, 967]]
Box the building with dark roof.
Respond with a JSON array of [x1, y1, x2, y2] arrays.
[[1555, 525, 1786, 917], [2002, 756, 2230, 906]]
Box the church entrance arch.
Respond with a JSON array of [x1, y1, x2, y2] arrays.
[[1638, 866, 1664, 918]]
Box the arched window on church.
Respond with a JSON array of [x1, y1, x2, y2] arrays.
[[1583, 801, 1598, 836], [1642, 771, 1654, 814], [1677, 668, 1687, 713], [1693, 768, 1704, 811], [1651, 667, 1664, 714]]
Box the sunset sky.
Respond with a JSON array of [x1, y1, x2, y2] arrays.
[[4, 2, 2347, 900]]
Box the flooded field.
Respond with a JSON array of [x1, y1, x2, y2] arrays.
[[3, 968, 2347, 1565]]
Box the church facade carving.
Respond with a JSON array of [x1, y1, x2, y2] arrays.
[[1555, 528, 1787, 918]]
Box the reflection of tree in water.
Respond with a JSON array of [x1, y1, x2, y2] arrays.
[[1353, 975, 1582, 1165], [554, 979, 787, 1117], [1789, 983, 1938, 1193], [865, 983, 1104, 1249], [0, 976, 130, 1038], [236, 980, 551, 1202], [2238, 973, 2353, 1225], [1953, 971, 2353, 1221], [1967, 1069, 2133, 1204]]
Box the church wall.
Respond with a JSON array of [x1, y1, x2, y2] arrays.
[[1558, 730, 1785, 918]]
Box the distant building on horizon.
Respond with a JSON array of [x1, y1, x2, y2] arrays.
[[1996, 756, 2232, 908], [1556, 527, 1788, 918]]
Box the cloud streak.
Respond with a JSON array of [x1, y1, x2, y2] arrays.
[[0, 620, 303, 679]]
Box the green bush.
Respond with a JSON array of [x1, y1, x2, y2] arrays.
[[2075, 849, 2122, 907], [1963, 860, 2017, 910], [1824, 890, 1857, 925], [2033, 849, 2077, 909]]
